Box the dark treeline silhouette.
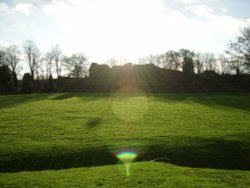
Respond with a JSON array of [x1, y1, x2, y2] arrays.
[[0, 26, 249, 93], [84, 63, 250, 92], [7, 62, 248, 93]]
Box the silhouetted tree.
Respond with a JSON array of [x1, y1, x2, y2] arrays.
[[12, 71, 18, 90], [225, 55, 245, 75], [22, 73, 33, 93], [179, 49, 194, 74], [0, 65, 12, 92], [138, 54, 157, 65], [203, 53, 217, 71], [195, 52, 217, 73], [5, 45, 21, 91], [0, 48, 7, 66], [226, 25, 250, 74], [23, 40, 40, 79], [165, 50, 180, 70], [182, 56, 194, 74], [48, 74, 53, 92], [154, 54, 164, 68], [193, 53, 203, 74], [63, 53, 88, 78]]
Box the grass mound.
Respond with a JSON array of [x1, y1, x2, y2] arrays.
[[1, 162, 250, 188], [0, 93, 249, 186]]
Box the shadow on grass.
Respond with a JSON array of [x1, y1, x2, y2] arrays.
[[0, 94, 50, 109], [153, 93, 250, 112], [141, 137, 250, 170], [0, 93, 111, 109], [0, 147, 117, 173], [2, 93, 249, 112], [86, 117, 102, 129], [51, 93, 111, 101], [52, 93, 74, 100], [1, 136, 249, 173]]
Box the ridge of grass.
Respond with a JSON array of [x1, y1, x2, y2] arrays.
[[1, 162, 250, 188]]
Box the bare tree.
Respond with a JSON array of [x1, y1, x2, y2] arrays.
[[148, 54, 156, 65], [37, 57, 48, 80], [226, 25, 250, 74], [165, 50, 180, 70], [51, 44, 62, 78], [205, 53, 216, 71], [218, 54, 230, 74], [5, 45, 21, 73], [138, 54, 158, 65], [63, 53, 89, 78], [226, 55, 245, 75], [193, 53, 204, 74], [150, 54, 162, 68], [156, 53, 168, 69], [0, 47, 6, 66], [198, 53, 217, 72], [23, 40, 40, 79], [43, 51, 54, 79]]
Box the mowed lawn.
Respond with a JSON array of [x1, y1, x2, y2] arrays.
[[0, 93, 250, 187]]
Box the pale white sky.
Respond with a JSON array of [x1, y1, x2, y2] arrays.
[[0, 0, 250, 64]]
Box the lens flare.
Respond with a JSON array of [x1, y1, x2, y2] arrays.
[[116, 150, 138, 177], [116, 150, 138, 163]]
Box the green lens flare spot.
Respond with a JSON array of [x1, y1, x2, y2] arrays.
[[116, 150, 138, 177], [116, 151, 138, 163]]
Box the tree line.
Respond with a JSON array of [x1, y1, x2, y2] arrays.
[[0, 40, 89, 92], [0, 25, 249, 93], [137, 26, 249, 75]]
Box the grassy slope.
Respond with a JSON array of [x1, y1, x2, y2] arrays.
[[1, 162, 250, 188], [0, 93, 250, 187]]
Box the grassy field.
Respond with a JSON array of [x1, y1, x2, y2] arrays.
[[0, 93, 250, 187], [1, 162, 250, 188]]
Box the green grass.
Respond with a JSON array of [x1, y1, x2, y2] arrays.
[[0, 93, 250, 187], [1, 162, 249, 188]]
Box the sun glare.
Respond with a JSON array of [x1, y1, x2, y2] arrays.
[[43, 0, 170, 62]]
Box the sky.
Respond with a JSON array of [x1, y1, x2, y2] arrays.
[[0, 0, 250, 64]]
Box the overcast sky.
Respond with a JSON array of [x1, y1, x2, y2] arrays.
[[0, 0, 250, 64]]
